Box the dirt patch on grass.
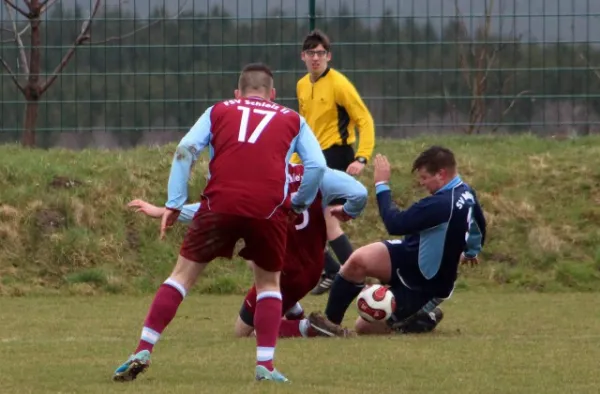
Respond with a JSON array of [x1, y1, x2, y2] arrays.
[[34, 209, 66, 233], [126, 225, 141, 250], [49, 175, 82, 189]]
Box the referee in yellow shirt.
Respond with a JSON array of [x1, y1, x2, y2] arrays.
[[296, 29, 375, 295]]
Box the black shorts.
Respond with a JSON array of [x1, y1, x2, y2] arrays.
[[381, 240, 446, 330], [323, 144, 355, 171], [323, 144, 355, 206]]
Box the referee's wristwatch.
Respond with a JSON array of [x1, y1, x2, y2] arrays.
[[355, 156, 367, 164]]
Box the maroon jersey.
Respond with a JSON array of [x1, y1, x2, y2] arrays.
[[200, 97, 302, 219], [286, 163, 327, 268], [240, 164, 327, 322]]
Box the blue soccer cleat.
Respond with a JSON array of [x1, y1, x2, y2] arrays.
[[255, 365, 289, 382], [112, 350, 151, 382]]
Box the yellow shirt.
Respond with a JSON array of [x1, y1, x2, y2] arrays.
[[292, 67, 375, 164]]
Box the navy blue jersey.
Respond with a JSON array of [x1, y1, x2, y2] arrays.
[[376, 176, 487, 298]]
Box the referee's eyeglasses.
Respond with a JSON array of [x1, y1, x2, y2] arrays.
[[304, 50, 328, 58]]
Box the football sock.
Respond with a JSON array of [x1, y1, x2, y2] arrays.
[[323, 251, 340, 276], [329, 234, 353, 267], [324, 273, 364, 325], [254, 291, 282, 371], [284, 302, 304, 320], [135, 278, 186, 354], [279, 318, 316, 338]]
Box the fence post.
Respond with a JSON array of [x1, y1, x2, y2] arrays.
[[309, 0, 315, 31]]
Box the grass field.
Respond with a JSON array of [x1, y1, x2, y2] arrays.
[[1, 292, 599, 393], [1, 135, 600, 392], [1, 134, 600, 294]]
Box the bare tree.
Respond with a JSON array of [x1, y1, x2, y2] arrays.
[[0, 0, 187, 147], [445, 0, 528, 134]]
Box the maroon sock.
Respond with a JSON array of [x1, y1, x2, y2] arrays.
[[279, 319, 303, 337], [254, 291, 282, 371], [134, 279, 186, 354]]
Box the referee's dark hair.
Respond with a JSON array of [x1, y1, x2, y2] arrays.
[[411, 146, 457, 174], [302, 29, 331, 52]]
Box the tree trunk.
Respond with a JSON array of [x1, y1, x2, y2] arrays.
[[22, 1, 42, 147], [22, 100, 39, 146]]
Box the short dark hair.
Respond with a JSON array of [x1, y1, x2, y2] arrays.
[[302, 29, 331, 52], [411, 146, 457, 174], [238, 62, 273, 93]]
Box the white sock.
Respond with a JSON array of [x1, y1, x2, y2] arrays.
[[298, 319, 310, 337]]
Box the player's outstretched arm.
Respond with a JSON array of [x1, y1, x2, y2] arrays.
[[373, 154, 446, 235], [128, 199, 200, 224], [290, 118, 327, 212], [165, 106, 213, 212], [319, 168, 368, 218], [375, 185, 449, 236]]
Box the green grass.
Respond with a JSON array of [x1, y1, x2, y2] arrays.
[[0, 293, 599, 393], [1, 134, 600, 294]]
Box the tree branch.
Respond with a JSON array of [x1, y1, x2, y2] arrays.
[[39, 0, 59, 14], [0, 57, 27, 95], [3, 0, 30, 75], [1, 25, 30, 43], [39, 0, 102, 95], [88, 0, 190, 44], [3, 0, 30, 18]]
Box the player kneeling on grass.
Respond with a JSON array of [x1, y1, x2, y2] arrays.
[[126, 162, 367, 339], [320, 146, 487, 335]]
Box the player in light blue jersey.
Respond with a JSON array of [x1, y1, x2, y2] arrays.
[[317, 146, 486, 336]]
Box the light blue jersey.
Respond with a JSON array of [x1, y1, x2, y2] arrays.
[[176, 167, 368, 223]]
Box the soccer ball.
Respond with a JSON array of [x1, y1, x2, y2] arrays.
[[356, 284, 396, 322]]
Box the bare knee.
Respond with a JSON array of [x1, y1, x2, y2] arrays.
[[340, 252, 368, 282], [339, 242, 392, 284], [169, 255, 207, 291], [354, 316, 392, 336], [253, 264, 280, 293], [234, 316, 254, 338]]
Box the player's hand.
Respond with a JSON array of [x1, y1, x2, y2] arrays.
[[329, 206, 354, 222], [128, 199, 166, 219], [460, 253, 479, 267], [160, 208, 181, 240], [373, 154, 391, 184], [346, 160, 365, 176]]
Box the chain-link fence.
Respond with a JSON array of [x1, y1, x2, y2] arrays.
[[1, 0, 599, 148]]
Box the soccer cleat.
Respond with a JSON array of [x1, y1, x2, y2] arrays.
[[310, 275, 334, 295], [112, 350, 151, 382], [398, 307, 444, 334], [255, 365, 289, 382], [307, 311, 356, 338]]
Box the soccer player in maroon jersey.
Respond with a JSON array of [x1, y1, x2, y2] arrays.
[[124, 162, 368, 339], [112, 63, 327, 383], [234, 163, 364, 339]]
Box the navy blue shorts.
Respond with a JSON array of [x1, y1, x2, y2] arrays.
[[381, 240, 445, 329]]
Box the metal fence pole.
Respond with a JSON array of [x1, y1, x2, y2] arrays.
[[309, 0, 315, 31]]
